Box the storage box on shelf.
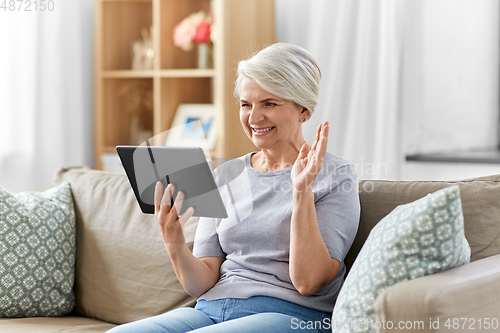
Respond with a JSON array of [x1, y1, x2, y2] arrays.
[[94, 0, 276, 170]]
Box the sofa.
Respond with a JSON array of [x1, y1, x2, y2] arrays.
[[1, 166, 499, 332]]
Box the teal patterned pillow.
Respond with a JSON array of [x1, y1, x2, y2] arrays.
[[332, 185, 470, 333], [0, 183, 76, 317]]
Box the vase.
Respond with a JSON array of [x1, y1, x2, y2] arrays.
[[197, 43, 213, 69], [130, 114, 153, 145]]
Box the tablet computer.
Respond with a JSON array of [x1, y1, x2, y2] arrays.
[[116, 145, 227, 218]]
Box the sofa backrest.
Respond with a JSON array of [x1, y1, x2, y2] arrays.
[[53, 167, 196, 325], [53, 167, 500, 322], [344, 174, 500, 274]]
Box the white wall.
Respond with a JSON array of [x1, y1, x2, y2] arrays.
[[400, 0, 499, 180]]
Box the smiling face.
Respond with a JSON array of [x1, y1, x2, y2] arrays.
[[239, 77, 309, 152]]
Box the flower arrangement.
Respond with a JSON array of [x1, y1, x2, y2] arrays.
[[173, 11, 213, 51]]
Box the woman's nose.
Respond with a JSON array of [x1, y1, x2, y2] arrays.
[[249, 106, 264, 123]]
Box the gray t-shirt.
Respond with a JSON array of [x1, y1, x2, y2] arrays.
[[193, 152, 360, 313]]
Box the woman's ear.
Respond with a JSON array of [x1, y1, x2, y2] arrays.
[[300, 108, 311, 122]]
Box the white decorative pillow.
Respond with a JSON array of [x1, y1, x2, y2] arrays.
[[0, 183, 76, 317], [332, 185, 470, 332]]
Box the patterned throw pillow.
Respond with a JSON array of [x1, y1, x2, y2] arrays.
[[332, 185, 470, 333], [0, 183, 76, 317]]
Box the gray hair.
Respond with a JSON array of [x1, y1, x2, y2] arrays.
[[234, 43, 321, 113]]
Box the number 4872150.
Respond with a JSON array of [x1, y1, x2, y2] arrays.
[[1, 0, 55, 11], [444, 318, 499, 330]]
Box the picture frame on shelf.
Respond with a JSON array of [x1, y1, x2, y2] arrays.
[[165, 103, 217, 152], [101, 152, 126, 174]]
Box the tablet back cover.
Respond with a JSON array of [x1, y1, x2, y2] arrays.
[[116, 146, 227, 218]]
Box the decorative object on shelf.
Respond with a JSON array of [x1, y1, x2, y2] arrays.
[[118, 81, 153, 145], [173, 11, 213, 69], [197, 42, 213, 69], [132, 26, 154, 70], [101, 153, 126, 174], [165, 104, 217, 151]]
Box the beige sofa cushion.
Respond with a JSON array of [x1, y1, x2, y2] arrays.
[[374, 253, 500, 333], [0, 316, 115, 333], [345, 174, 500, 273], [52, 167, 195, 325]]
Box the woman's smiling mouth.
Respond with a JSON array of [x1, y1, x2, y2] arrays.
[[252, 126, 275, 134]]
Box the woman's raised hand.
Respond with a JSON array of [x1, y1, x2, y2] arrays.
[[154, 182, 195, 246], [291, 122, 329, 193]]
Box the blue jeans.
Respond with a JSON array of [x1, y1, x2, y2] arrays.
[[106, 296, 332, 333]]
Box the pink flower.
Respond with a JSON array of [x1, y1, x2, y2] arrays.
[[173, 11, 213, 51], [193, 21, 211, 44]]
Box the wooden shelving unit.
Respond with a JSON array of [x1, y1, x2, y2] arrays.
[[94, 0, 275, 169]]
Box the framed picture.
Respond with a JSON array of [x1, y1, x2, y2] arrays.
[[165, 104, 217, 151]]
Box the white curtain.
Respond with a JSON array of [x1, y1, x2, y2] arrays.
[[401, 0, 498, 156], [0, 0, 94, 192], [275, 0, 403, 180]]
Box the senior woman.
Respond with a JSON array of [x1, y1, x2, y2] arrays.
[[108, 43, 360, 333]]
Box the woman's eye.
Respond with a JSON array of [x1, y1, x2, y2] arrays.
[[241, 103, 250, 108], [265, 102, 277, 107]]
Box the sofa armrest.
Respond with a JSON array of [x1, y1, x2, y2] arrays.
[[374, 254, 500, 333]]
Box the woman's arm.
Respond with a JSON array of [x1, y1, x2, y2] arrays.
[[155, 182, 224, 298], [290, 122, 339, 296], [167, 247, 224, 298], [289, 190, 340, 296]]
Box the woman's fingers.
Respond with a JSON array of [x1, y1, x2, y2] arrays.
[[311, 122, 329, 155], [306, 122, 329, 175], [173, 190, 184, 216], [154, 183, 193, 245], [311, 123, 322, 151], [154, 181, 163, 217], [163, 184, 174, 207], [312, 123, 328, 164], [317, 122, 329, 156], [157, 183, 174, 220], [158, 184, 193, 221], [179, 207, 195, 227], [297, 143, 310, 161]]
